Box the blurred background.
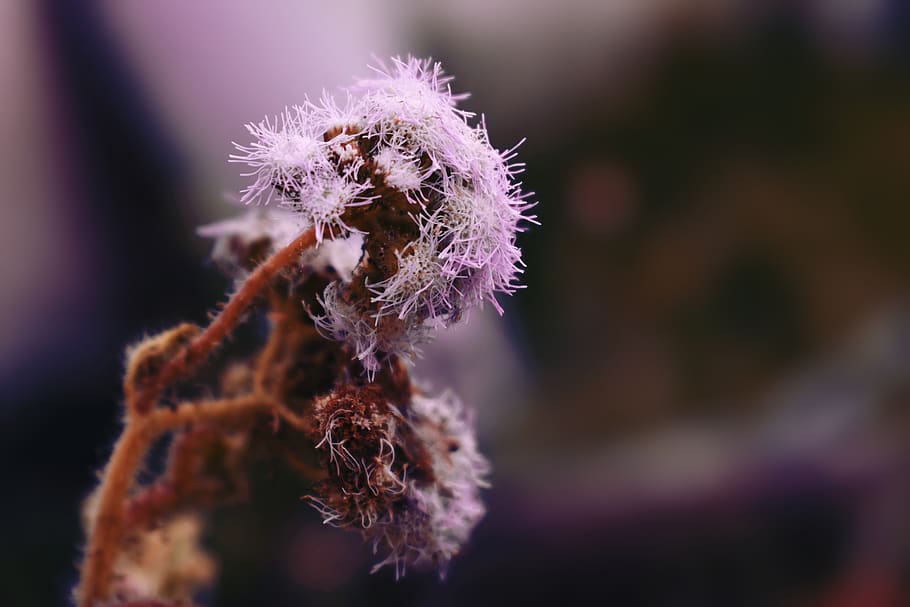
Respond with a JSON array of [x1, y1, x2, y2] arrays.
[[2, 0, 910, 605]]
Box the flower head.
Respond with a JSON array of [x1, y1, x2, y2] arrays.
[[306, 384, 489, 577], [212, 56, 536, 375], [229, 100, 370, 241]]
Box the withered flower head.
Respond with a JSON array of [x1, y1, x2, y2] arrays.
[[202, 56, 536, 376], [306, 383, 489, 578]]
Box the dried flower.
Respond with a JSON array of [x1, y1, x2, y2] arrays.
[[306, 384, 489, 578], [215, 55, 536, 375]]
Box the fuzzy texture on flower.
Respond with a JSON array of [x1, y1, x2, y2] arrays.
[[221, 56, 536, 375], [199, 209, 364, 282], [229, 99, 370, 241], [305, 383, 489, 578]]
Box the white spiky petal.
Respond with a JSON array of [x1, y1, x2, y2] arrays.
[[215, 56, 536, 371]]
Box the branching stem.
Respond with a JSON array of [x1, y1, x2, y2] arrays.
[[77, 227, 318, 607], [130, 227, 318, 416]]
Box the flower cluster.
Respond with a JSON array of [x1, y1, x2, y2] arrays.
[[306, 384, 489, 577], [207, 56, 535, 375], [77, 58, 531, 606]]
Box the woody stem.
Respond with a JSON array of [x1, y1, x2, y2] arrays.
[[129, 226, 317, 416], [78, 226, 318, 607], [76, 394, 304, 607]]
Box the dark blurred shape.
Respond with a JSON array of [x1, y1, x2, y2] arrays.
[[281, 523, 364, 592], [2, 1, 218, 605], [566, 161, 638, 237]]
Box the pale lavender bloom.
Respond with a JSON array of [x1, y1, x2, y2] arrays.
[[223, 56, 536, 372], [229, 99, 369, 241], [312, 282, 434, 377], [367, 238, 450, 321], [300, 233, 364, 283], [372, 146, 426, 197], [347, 57, 535, 337], [229, 105, 326, 205], [354, 57, 473, 175]]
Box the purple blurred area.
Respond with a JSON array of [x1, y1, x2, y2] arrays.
[[3, 1, 910, 605]]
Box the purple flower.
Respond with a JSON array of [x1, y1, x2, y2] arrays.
[[216, 56, 537, 374], [229, 99, 370, 242]]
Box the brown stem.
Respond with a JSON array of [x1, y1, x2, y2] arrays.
[[150, 396, 312, 434], [77, 392, 306, 607], [126, 426, 236, 529], [130, 227, 318, 416], [254, 303, 293, 396], [80, 227, 320, 606], [77, 423, 159, 607]]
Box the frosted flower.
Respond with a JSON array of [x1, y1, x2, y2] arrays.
[[367, 238, 451, 321], [199, 208, 363, 282], [230, 105, 326, 205], [306, 384, 489, 577], [300, 232, 364, 283], [372, 147, 425, 195], [198, 208, 308, 276], [222, 56, 536, 373], [423, 179, 526, 313], [230, 99, 370, 241]]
